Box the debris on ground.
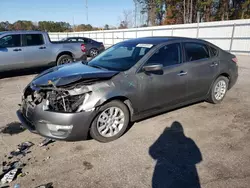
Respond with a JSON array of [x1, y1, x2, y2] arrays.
[[1, 144, 29, 185], [2, 161, 25, 174], [0, 185, 10, 188], [35, 182, 53, 188], [39, 138, 55, 147], [10, 142, 34, 157], [1, 168, 18, 184], [42, 156, 51, 162], [13, 184, 20, 188], [1, 139, 55, 186]]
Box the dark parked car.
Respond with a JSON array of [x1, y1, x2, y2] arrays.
[[60, 37, 105, 57], [16, 37, 238, 142]]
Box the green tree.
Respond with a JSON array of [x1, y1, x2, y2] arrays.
[[104, 24, 110, 30]]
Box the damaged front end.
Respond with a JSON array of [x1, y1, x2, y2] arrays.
[[17, 77, 114, 141], [16, 62, 119, 140], [23, 80, 95, 113]]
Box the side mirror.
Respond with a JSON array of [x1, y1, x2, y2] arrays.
[[142, 64, 163, 73]]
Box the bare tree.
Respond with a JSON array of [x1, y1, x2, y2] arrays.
[[118, 9, 134, 29], [184, 0, 186, 23]]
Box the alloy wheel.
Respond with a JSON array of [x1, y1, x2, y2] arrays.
[[97, 107, 125, 137]]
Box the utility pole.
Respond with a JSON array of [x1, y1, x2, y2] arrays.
[[72, 16, 75, 32], [134, 0, 137, 28], [86, 0, 88, 23]]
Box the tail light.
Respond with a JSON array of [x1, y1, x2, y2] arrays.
[[232, 57, 238, 63], [81, 44, 86, 52]]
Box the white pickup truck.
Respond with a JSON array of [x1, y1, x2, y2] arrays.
[[0, 31, 87, 72]]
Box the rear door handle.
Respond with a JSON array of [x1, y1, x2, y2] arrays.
[[177, 71, 187, 76], [13, 48, 21, 51], [39, 46, 46, 49], [210, 62, 218, 67]]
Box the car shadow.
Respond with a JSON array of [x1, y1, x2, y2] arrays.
[[0, 121, 26, 135], [0, 67, 51, 79], [149, 121, 202, 188]]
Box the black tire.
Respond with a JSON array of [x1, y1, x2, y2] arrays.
[[89, 48, 99, 57], [90, 100, 130, 142], [56, 54, 73, 65], [207, 76, 229, 104]]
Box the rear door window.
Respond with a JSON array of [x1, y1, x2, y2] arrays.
[[78, 38, 89, 43], [184, 42, 210, 62], [23, 34, 44, 46], [0, 34, 21, 47], [210, 46, 218, 57], [68, 38, 77, 42]]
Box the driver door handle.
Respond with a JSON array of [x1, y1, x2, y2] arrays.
[[177, 71, 187, 76], [39, 46, 46, 49], [210, 62, 218, 67]]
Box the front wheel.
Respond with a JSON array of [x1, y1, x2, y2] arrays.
[[90, 100, 130, 142], [207, 76, 229, 104]]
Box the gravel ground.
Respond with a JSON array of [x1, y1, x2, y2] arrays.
[[0, 56, 250, 188]]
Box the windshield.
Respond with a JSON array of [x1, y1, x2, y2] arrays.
[[88, 42, 154, 71]]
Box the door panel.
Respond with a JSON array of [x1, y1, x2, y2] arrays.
[[135, 43, 188, 113], [183, 42, 219, 100], [22, 34, 52, 68], [136, 64, 188, 113], [0, 34, 24, 71]]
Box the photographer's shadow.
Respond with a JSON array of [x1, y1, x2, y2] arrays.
[[149, 121, 202, 188]]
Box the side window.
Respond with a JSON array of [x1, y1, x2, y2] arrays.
[[68, 38, 77, 42], [78, 38, 85, 42], [210, 46, 218, 57], [184, 42, 209, 61], [87, 39, 93, 43], [78, 38, 89, 43], [0, 35, 21, 48], [146, 43, 181, 67], [23, 34, 44, 46]]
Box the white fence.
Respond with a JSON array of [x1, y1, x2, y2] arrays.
[[49, 19, 250, 55]]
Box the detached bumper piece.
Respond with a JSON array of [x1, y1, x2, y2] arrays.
[[16, 102, 96, 141]]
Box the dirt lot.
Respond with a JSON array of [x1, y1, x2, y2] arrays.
[[0, 56, 250, 188]]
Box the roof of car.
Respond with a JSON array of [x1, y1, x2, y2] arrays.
[[123, 36, 204, 45]]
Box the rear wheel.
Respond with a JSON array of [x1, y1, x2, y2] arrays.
[[89, 48, 99, 57], [207, 76, 229, 104], [57, 54, 73, 65], [90, 100, 130, 142]]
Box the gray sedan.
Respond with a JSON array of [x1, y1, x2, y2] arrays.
[[17, 37, 238, 142]]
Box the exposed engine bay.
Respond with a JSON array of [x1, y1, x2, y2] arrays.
[[23, 78, 103, 113]]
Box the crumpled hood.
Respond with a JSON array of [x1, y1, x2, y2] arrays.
[[32, 62, 119, 87]]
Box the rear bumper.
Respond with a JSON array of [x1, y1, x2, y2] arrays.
[[228, 66, 238, 90], [16, 103, 97, 141], [98, 46, 105, 53]]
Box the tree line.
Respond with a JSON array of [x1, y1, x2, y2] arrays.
[[0, 20, 112, 32], [135, 0, 250, 26]]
